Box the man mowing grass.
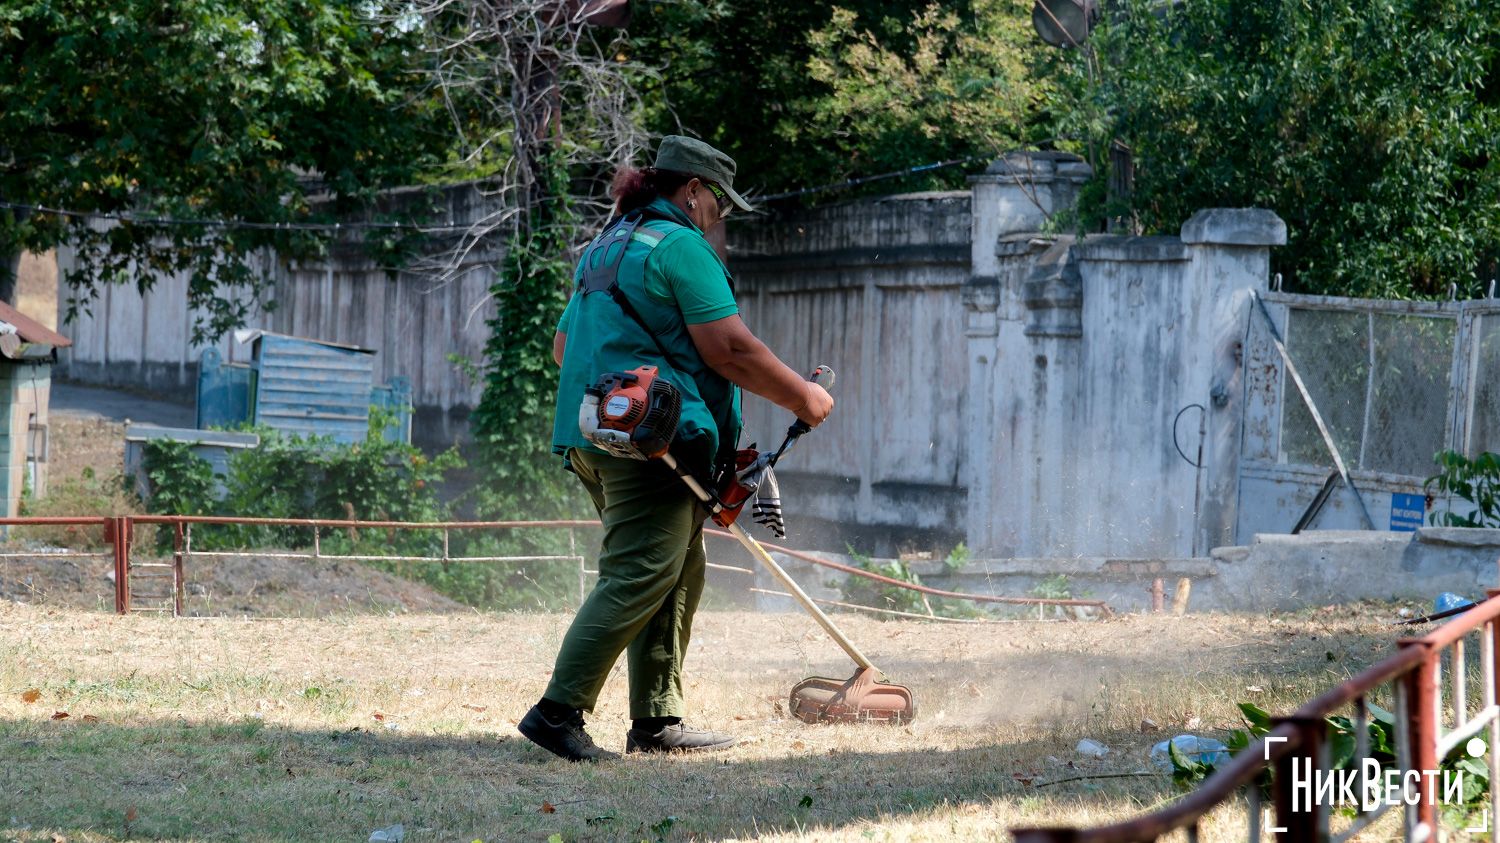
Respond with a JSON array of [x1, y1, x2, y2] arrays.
[[518, 136, 834, 761]]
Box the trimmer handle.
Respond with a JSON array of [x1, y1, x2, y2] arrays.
[[785, 365, 835, 440]]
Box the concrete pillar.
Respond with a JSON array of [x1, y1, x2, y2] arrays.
[[964, 152, 1090, 556], [1180, 208, 1286, 553]]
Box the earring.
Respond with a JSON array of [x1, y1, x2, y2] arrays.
[[687, 200, 697, 210]]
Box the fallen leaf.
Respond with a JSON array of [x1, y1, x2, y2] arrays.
[[790, 740, 805, 750], [82, 715, 100, 723], [540, 801, 557, 814], [461, 703, 487, 713], [125, 807, 137, 822], [51, 711, 69, 720], [1012, 772, 1037, 786], [372, 712, 386, 722], [21, 689, 40, 704]]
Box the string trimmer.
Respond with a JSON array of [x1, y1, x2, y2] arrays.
[[580, 365, 916, 724]]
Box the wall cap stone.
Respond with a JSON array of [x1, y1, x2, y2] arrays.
[[971, 150, 1092, 185], [1073, 235, 1188, 263], [1251, 530, 1411, 546], [1180, 208, 1288, 246], [1416, 527, 1500, 548]]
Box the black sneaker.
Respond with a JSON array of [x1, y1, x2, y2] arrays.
[[518, 705, 619, 762], [625, 722, 737, 754]]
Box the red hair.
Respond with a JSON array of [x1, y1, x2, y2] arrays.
[[610, 166, 694, 215]]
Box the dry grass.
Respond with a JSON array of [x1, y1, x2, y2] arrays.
[[0, 600, 1414, 842]]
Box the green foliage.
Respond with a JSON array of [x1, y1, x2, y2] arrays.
[[141, 440, 216, 518], [838, 544, 980, 619], [1029, 573, 1072, 601], [1427, 450, 1500, 527], [1049, 0, 1500, 298], [0, 0, 451, 340], [468, 151, 581, 521], [1162, 700, 1500, 815], [628, 0, 1047, 198], [944, 542, 970, 572], [130, 414, 549, 605], [840, 545, 927, 615]]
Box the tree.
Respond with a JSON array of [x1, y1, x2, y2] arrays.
[[626, 0, 1048, 199], [1049, 0, 1500, 298], [409, 0, 643, 513], [0, 0, 452, 340]]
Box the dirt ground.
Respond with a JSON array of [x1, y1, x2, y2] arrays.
[[47, 415, 127, 490], [0, 400, 1438, 840], [0, 598, 1426, 842]]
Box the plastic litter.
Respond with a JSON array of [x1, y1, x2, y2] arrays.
[[369, 824, 405, 843], [1075, 738, 1110, 757], [1150, 734, 1230, 770], [1435, 592, 1476, 614]]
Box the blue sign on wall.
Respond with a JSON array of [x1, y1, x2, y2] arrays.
[[1390, 493, 1426, 532]]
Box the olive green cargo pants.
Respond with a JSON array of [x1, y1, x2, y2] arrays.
[[543, 448, 706, 719]]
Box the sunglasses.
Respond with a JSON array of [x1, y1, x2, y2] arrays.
[[704, 182, 734, 221]]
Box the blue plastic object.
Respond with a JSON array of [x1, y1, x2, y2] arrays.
[[1150, 735, 1230, 771], [1435, 592, 1476, 614]]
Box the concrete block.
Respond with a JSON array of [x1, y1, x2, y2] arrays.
[[1180, 208, 1288, 246]]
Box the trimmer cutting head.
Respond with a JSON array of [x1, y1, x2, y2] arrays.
[[788, 667, 916, 725]]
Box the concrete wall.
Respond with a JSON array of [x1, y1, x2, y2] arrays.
[[964, 190, 1285, 559], [755, 527, 1500, 614], [726, 152, 1287, 559], [54, 182, 501, 447], [728, 191, 973, 552]]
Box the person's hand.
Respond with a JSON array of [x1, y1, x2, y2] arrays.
[[795, 382, 834, 428]]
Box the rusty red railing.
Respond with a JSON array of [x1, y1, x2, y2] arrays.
[[1012, 587, 1500, 843], [0, 515, 1108, 618]]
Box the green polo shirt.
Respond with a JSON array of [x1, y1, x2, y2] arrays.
[[552, 199, 741, 477]]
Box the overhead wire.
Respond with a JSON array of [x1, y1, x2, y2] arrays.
[[0, 199, 475, 234], [0, 153, 998, 232]]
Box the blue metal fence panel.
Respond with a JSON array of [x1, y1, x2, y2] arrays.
[[251, 334, 376, 444], [196, 348, 255, 430], [369, 376, 413, 444]]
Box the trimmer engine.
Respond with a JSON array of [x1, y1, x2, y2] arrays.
[[579, 366, 682, 460]]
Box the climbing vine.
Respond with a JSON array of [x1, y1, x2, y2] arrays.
[[467, 152, 579, 518]]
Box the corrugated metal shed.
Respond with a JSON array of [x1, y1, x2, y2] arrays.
[[248, 332, 376, 444]]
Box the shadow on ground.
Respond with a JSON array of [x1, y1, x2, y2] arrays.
[[1, 715, 1175, 842]]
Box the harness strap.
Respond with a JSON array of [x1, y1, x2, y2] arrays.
[[577, 209, 682, 372]]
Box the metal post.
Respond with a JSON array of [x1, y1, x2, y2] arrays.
[[122, 517, 134, 614], [108, 517, 126, 614], [1271, 717, 1326, 843], [173, 521, 185, 617], [1248, 781, 1262, 843], [571, 528, 584, 606], [1398, 639, 1439, 832], [1453, 637, 1467, 727], [1488, 592, 1500, 841]]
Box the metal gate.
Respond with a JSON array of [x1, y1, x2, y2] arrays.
[[1234, 292, 1500, 540]]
